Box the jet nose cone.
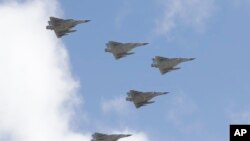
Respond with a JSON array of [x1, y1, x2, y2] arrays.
[[85, 20, 91, 22], [76, 20, 84, 24], [142, 43, 149, 45], [190, 58, 195, 60], [126, 134, 132, 137], [163, 92, 169, 94]]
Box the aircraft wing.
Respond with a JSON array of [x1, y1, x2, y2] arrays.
[[134, 101, 146, 108], [109, 43, 127, 59], [111, 48, 127, 59], [159, 67, 180, 74], [135, 100, 156, 108], [54, 29, 65, 38], [112, 52, 125, 60], [49, 17, 64, 26], [159, 67, 171, 75]]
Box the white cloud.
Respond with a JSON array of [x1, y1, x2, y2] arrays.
[[166, 92, 197, 126], [0, 1, 150, 141], [101, 96, 130, 115], [155, 0, 215, 35], [0, 1, 90, 141]]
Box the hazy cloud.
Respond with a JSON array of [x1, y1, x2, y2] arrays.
[[0, 1, 150, 141], [115, 1, 132, 29], [101, 96, 130, 115], [164, 91, 207, 139], [0, 1, 90, 141], [155, 0, 215, 35], [231, 0, 250, 7], [166, 92, 198, 126], [227, 105, 250, 124]]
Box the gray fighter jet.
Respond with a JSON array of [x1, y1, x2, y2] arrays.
[[46, 17, 90, 38], [126, 90, 168, 108], [151, 56, 195, 75], [91, 132, 132, 141], [105, 41, 149, 59]]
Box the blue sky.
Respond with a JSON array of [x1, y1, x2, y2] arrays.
[[59, 0, 250, 140], [0, 0, 249, 141]]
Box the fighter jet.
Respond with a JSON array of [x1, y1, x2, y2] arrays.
[[151, 56, 195, 75], [91, 132, 132, 141], [46, 17, 90, 38], [105, 41, 149, 59], [126, 90, 168, 108]]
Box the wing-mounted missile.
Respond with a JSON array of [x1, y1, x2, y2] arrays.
[[139, 101, 155, 108], [56, 33, 69, 38], [124, 52, 134, 56], [117, 52, 135, 59], [169, 67, 180, 72], [66, 30, 76, 33], [146, 101, 155, 104]]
